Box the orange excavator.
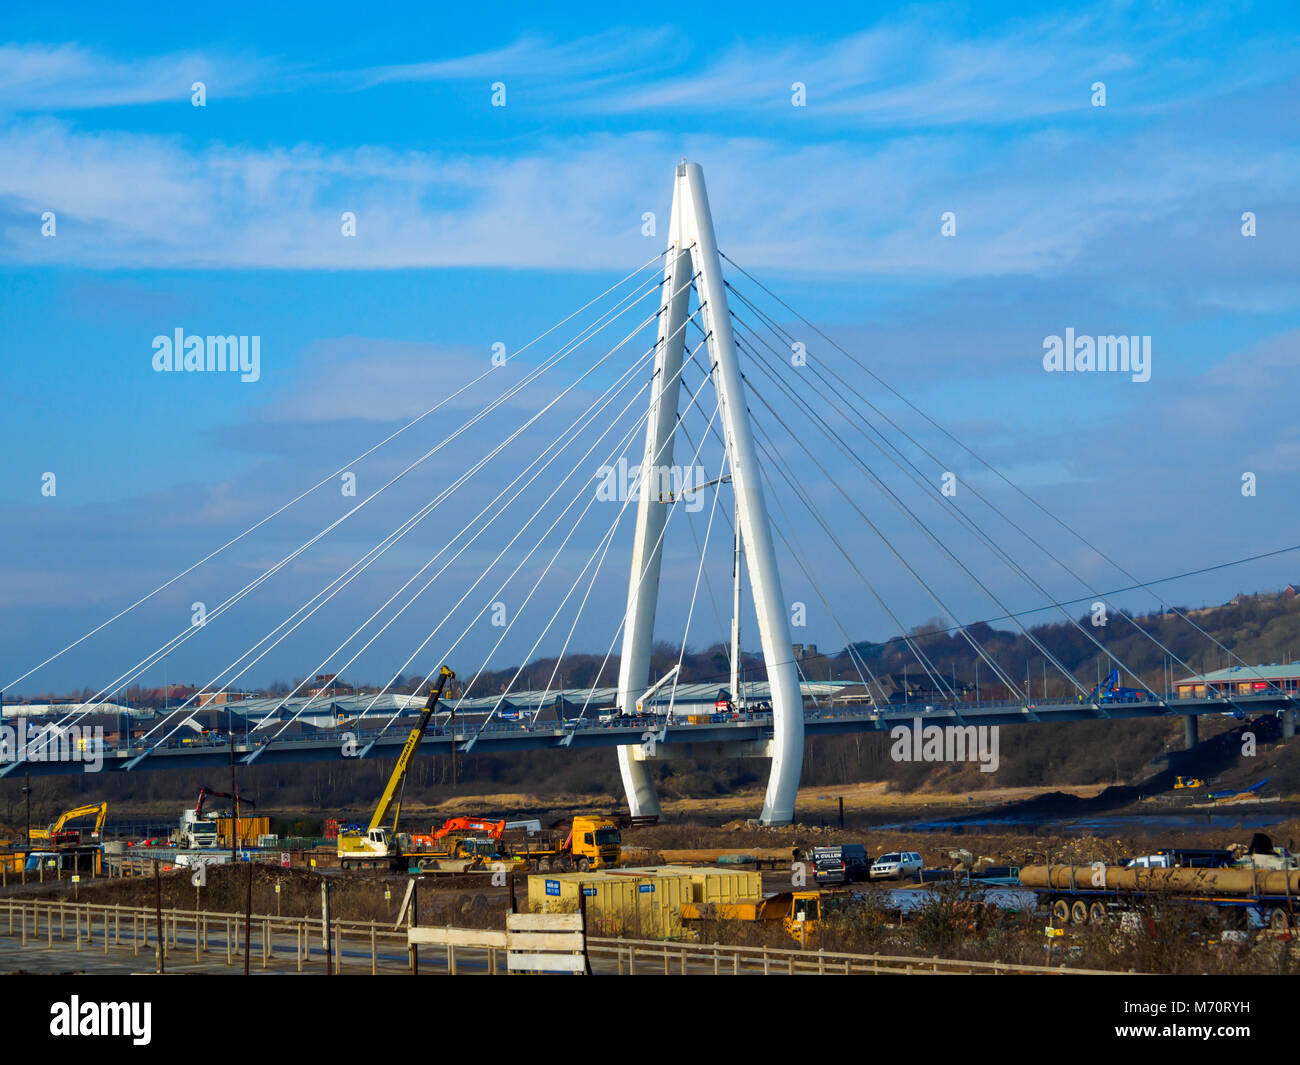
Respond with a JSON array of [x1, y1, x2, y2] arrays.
[[432, 817, 505, 840], [408, 817, 505, 851]]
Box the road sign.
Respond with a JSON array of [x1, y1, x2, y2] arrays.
[[280, 851, 290, 868]]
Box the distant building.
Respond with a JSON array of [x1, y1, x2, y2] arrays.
[[307, 673, 353, 698], [1175, 664, 1300, 699], [195, 690, 253, 708]]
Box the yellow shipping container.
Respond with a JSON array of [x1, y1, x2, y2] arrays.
[[528, 872, 638, 936], [632, 866, 762, 905], [216, 816, 270, 846], [528, 870, 692, 937]]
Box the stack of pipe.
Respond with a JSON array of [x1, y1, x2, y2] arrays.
[[1019, 864, 1300, 895]]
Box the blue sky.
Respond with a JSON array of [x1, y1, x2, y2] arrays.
[[2, 1, 1299, 697]]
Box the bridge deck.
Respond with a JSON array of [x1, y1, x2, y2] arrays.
[[3, 693, 1293, 778]]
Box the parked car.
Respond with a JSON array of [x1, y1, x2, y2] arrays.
[[812, 844, 871, 885], [869, 851, 924, 881], [1126, 848, 1232, 869]]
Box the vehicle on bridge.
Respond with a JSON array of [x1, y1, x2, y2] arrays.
[[1081, 669, 1159, 704]]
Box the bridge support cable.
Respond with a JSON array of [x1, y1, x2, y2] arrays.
[[523, 412, 728, 724], [574, 398, 737, 725], [464, 379, 721, 733], [9, 260, 677, 767], [685, 317, 974, 703], [681, 328, 958, 702], [718, 252, 1293, 702], [16, 275, 688, 776], [488, 435, 724, 733], [736, 331, 1085, 701], [676, 358, 887, 706], [756, 455, 889, 705], [349, 333, 712, 746], [249, 325, 681, 752], [458, 378, 726, 742], [732, 308, 1154, 698], [726, 287, 1201, 700], [114, 285, 694, 765], [747, 411, 957, 703], [675, 441, 738, 682], [741, 369, 1025, 700], [365, 332, 719, 742], [0, 251, 671, 699], [247, 295, 707, 746], [662, 445, 731, 722], [729, 286, 1273, 715], [732, 317, 1091, 702]]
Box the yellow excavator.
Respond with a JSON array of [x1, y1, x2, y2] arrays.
[[30, 802, 108, 845], [338, 666, 454, 870]]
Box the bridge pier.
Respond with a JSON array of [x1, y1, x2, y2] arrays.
[[1282, 708, 1296, 740], [612, 161, 805, 826], [1183, 714, 1198, 750]]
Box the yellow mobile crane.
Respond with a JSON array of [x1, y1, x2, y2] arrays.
[[338, 666, 454, 870], [30, 802, 108, 845]]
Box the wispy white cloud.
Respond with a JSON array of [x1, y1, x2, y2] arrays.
[[1, 117, 1296, 294], [4, 7, 1293, 124], [0, 42, 271, 111]]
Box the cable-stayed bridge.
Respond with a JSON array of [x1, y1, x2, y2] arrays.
[[4, 162, 1297, 824]]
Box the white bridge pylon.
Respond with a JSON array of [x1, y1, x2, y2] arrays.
[[615, 161, 805, 826]]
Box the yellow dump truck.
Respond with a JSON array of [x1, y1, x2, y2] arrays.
[[681, 889, 831, 941]]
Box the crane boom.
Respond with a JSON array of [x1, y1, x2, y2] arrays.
[[368, 665, 455, 833], [195, 787, 255, 818]]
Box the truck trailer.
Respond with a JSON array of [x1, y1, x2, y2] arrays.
[[1019, 863, 1300, 931]]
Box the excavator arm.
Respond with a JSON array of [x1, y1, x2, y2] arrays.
[[368, 666, 455, 834], [38, 802, 108, 841], [432, 817, 505, 840]]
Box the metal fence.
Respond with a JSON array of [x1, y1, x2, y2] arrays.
[[586, 936, 1130, 975], [0, 897, 1131, 975]]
